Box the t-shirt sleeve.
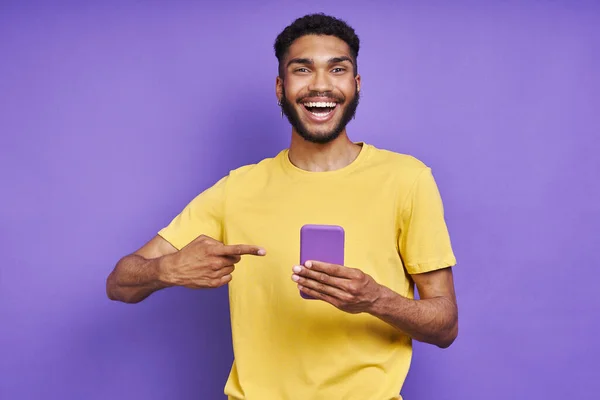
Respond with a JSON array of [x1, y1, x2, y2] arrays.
[[398, 167, 457, 274], [157, 176, 227, 250]]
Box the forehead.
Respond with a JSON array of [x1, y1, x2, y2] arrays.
[[285, 35, 352, 61]]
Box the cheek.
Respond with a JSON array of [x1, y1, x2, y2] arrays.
[[341, 81, 358, 98], [283, 79, 306, 100], [328, 77, 356, 101]]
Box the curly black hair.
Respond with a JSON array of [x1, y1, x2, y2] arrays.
[[274, 13, 360, 77]]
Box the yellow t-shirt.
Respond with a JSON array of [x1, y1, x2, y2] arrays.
[[158, 143, 456, 400]]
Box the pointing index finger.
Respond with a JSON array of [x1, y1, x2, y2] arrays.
[[218, 244, 266, 257]]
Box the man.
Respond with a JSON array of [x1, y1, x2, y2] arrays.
[[106, 13, 458, 400]]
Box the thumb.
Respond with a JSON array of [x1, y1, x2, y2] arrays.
[[191, 234, 220, 245]]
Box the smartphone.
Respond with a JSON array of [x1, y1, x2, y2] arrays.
[[299, 224, 345, 299]]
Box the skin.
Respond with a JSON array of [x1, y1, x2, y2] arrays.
[[106, 235, 265, 304], [292, 261, 458, 348], [276, 35, 362, 172], [106, 33, 458, 348]]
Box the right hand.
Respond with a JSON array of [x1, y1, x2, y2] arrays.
[[159, 235, 266, 289]]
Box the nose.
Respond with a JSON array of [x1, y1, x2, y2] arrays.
[[308, 69, 333, 93]]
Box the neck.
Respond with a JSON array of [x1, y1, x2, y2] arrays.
[[288, 129, 362, 172]]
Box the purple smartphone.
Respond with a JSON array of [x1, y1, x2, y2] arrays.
[[299, 224, 345, 299]]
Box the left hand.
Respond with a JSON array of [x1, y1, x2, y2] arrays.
[[291, 261, 382, 314]]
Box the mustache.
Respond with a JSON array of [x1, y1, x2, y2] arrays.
[[297, 92, 345, 103]]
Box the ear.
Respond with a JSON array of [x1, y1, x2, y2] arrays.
[[355, 74, 361, 93], [276, 75, 284, 103]]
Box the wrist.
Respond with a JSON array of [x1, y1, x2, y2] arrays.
[[366, 284, 393, 315], [154, 253, 175, 289]]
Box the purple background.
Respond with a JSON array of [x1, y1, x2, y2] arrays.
[[1, 1, 599, 399]]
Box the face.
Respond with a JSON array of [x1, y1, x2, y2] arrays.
[[276, 35, 361, 144]]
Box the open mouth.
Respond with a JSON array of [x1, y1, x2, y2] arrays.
[[302, 101, 338, 118]]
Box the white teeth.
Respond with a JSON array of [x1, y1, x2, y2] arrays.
[[310, 110, 333, 117], [303, 101, 337, 108]]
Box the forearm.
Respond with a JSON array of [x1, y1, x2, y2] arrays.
[[106, 254, 172, 304], [368, 285, 458, 348]]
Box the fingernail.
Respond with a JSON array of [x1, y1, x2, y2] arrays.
[[305, 261, 312, 268], [292, 274, 299, 282], [292, 266, 302, 273], [257, 249, 266, 256]]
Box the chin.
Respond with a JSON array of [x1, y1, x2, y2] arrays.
[[296, 125, 344, 144], [281, 96, 357, 144]]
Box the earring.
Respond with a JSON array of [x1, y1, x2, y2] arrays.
[[277, 100, 283, 118]]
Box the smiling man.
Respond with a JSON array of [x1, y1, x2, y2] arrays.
[[106, 13, 458, 400], [277, 34, 360, 144]]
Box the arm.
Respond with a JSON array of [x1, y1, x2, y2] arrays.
[[106, 235, 266, 304], [292, 262, 458, 348], [107, 173, 270, 304], [106, 235, 178, 304], [367, 267, 458, 348], [372, 165, 458, 347]]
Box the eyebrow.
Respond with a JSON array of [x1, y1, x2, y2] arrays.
[[286, 56, 354, 68]]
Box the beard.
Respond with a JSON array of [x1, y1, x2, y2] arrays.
[[280, 85, 360, 144]]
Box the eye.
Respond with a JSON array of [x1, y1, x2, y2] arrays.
[[295, 68, 310, 73], [331, 67, 346, 73]]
